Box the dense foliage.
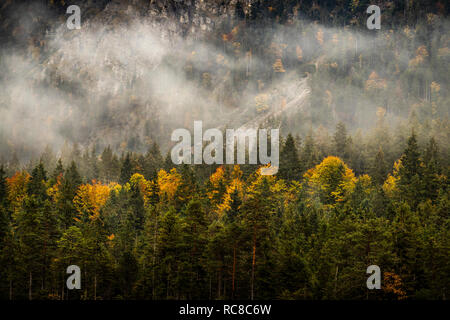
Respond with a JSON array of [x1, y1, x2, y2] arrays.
[[0, 128, 448, 300]]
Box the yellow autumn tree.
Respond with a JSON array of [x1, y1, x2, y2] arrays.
[[6, 171, 30, 212], [383, 159, 402, 197], [129, 173, 154, 206], [47, 173, 64, 204], [356, 174, 373, 195], [409, 45, 429, 67], [272, 58, 286, 73], [365, 71, 387, 91], [157, 168, 182, 203], [73, 180, 110, 222], [216, 166, 245, 215], [255, 93, 270, 112], [383, 272, 407, 300], [303, 156, 356, 207], [207, 166, 228, 208]]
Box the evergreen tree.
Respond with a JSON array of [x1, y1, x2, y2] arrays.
[[59, 161, 82, 228], [422, 137, 441, 201], [51, 158, 64, 183], [235, 1, 246, 20], [333, 122, 352, 164], [398, 132, 423, 208], [28, 162, 47, 201], [300, 132, 318, 172], [144, 142, 163, 180], [119, 153, 133, 185], [371, 148, 387, 185], [278, 134, 302, 181], [0, 165, 7, 205], [180, 200, 208, 298], [242, 175, 277, 299]]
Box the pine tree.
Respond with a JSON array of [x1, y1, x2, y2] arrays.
[[224, 188, 243, 299], [0, 165, 10, 266], [333, 122, 352, 164], [278, 134, 302, 181], [300, 132, 318, 172], [235, 1, 246, 20], [157, 207, 183, 299], [144, 142, 163, 180], [51, 158, 64, 183], [371, 148, 387, 185], [181, 200, 208, 298], [28, 162, 47, 201], [59, 161, 82, 228], [117, 251, 139, 299], [100, 146, 119, 183], [398, 132, 423, 208], [163, 151, 174, 172], [242, 175, 277, 299], [422, 137, 441, 201], [0, 165, 7, 205], [119, 153, 133, 185]]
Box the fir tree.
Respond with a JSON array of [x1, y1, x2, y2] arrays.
[[119, 153, 133, 185], [278, 134, 302, 181]]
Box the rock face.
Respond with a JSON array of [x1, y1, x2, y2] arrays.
[[0, 0, 239, 46], [0, 1, 259, 155]]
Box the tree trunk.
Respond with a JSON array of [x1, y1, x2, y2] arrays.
[[217, 268, 222, 299], [9, 280, 12, 300], [209, 276, 212, 300], [166, 263, 170, 299], [29, 271, 32, 301], [84, 268, 87, 299], [334, 265, 339, 299], [232, 244, 236, 299], [152, 214, 158, 300], [251, 228, 256, 300], [94, 274, 97, 300]]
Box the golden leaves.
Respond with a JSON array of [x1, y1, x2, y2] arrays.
[[365, 71, 387, 91], [255, 93, 270, 112], [272, 59, 286, 73], [6, 171, 31, 211], [430, 81, 440, 93], [73, 180, 110, 221], [157, 168, 182, 202], [383, 159, 402, 197], [408, 45, 429, 67], [303, 156, 356, 207], [383, 272, 407, 300]]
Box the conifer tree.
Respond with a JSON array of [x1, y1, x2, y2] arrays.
[[278, 134, 302, 181], [333, 122, 352, 164], [371, 148, 387, 186], [120, 153, 133, 185], [398, 132, 423, 208], [422, 137, 441, 201]]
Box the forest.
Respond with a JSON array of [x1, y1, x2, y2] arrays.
[[0, 0, 449, 301], [0, 126, 448, 300]]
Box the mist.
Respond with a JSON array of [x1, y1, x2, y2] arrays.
[[0, 1, 448, 165]]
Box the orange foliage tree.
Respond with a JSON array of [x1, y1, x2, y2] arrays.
[[6, 171, 31, 212], [73, 180, 110, 222]]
